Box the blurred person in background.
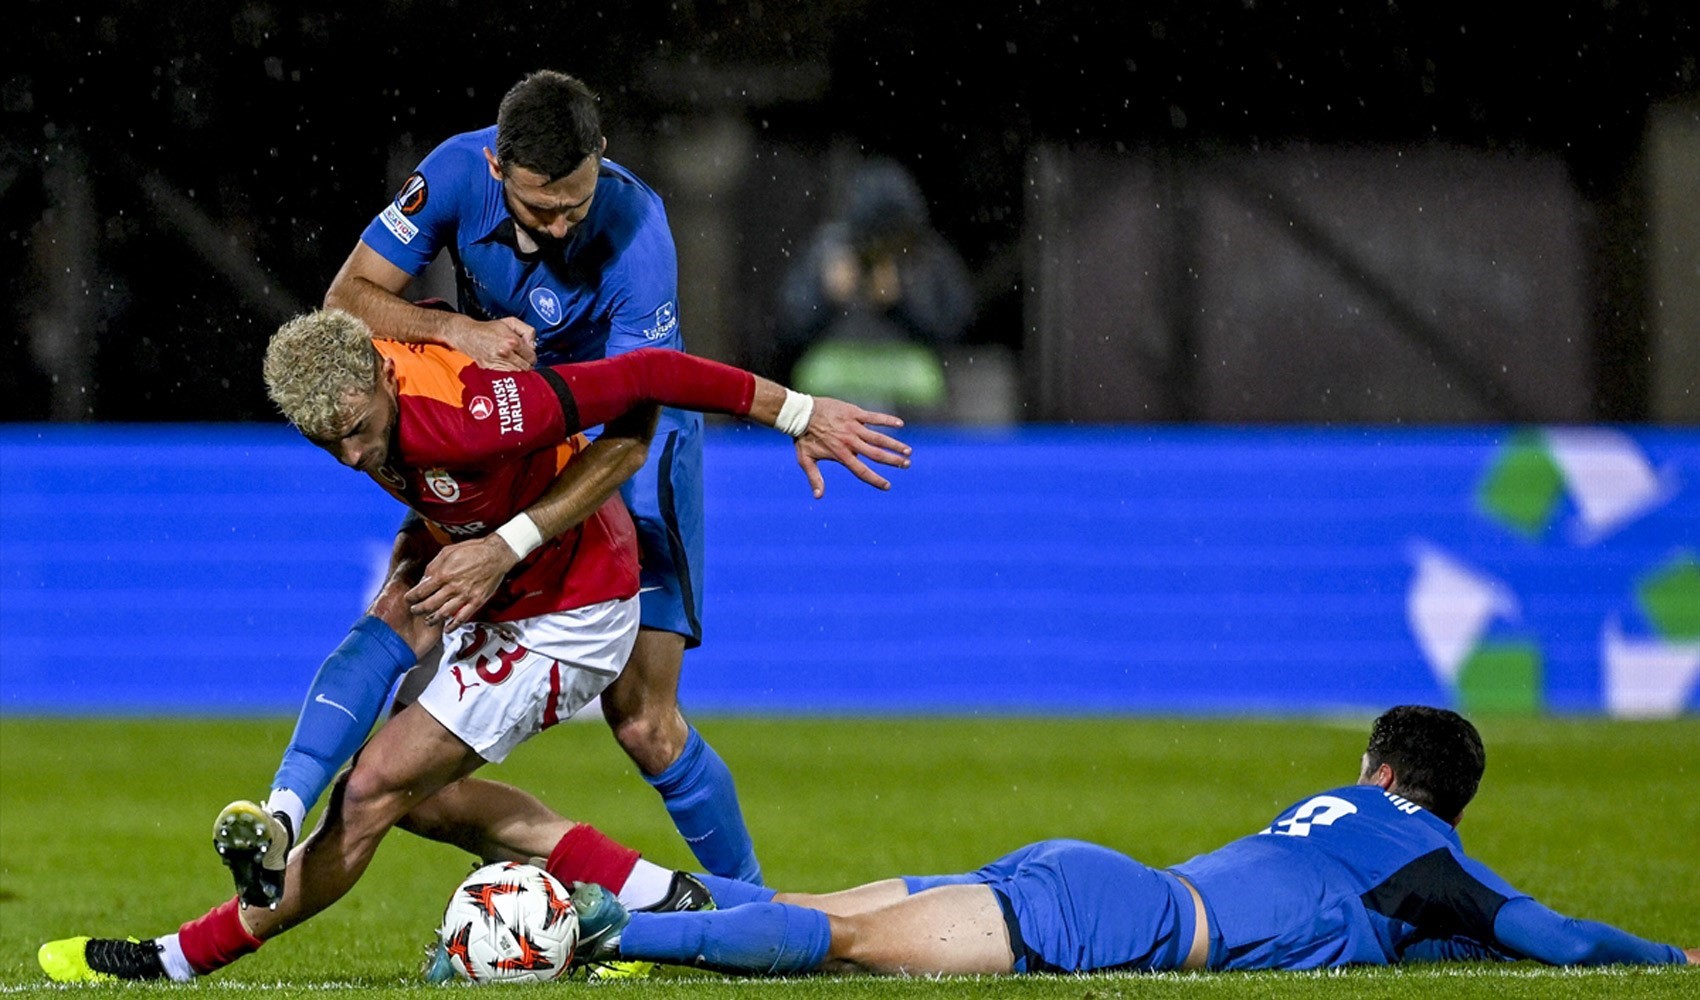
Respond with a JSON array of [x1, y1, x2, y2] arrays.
[[777, 158, 975, 419], [247, 69, 769, 893]]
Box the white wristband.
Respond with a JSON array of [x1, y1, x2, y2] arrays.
[[775, 389, 815, 438], [494, 512, 544, 560]]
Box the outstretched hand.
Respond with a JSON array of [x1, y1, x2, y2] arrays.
[[795, 396, 911, 498], [405, 535, 520, 630]]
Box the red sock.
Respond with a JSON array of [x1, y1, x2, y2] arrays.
[[177, 897, 264, 975], [544, 824, 640, 892]]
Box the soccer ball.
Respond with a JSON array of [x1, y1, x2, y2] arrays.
[[435, 861, 578, 983]]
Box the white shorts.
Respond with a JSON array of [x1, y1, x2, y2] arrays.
[[410, 597, 639, 763]]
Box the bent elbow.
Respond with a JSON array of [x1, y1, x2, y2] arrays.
[[618, 443, 649, 481], [323, 278, 353, 312]]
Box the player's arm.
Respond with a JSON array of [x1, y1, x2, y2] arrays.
[[409, 348, 911, 495], [324, 240, 538, 371], [539, 348, 913, 497], [1490, 897, 1688, 966], [401, 349, 914, 626], [404, 405, 661, 630]]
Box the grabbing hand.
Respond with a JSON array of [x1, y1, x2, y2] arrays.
[[405, 535, 521, 630], [795, 396, 911, 498], [453, 317, 537, 371]]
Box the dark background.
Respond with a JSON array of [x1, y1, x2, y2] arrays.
[[4, 1, 1697, 422]]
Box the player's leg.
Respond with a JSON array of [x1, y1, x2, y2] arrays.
[[770, 841, 1046, 919], [578, 883, 1013, 976], [703, 842, 1051, 922], [595, 840, 1186, 978], [775, 879, 913, 916], [215, 524, 440, 906], [42, 702, 482, 983], [245, 704, 481, 939], [389, 596, 696, 914], [396, 776, 701, 911], [395, 775, 569, 861], [826, 885, 1014, 975], [608, 414, 762, 884]]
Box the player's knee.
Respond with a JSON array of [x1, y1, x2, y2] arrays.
[[367, 585, 438, 656], [606, 707, 685, 759], [337, 757, 416, 835], [823, 914, 874, 971], [599, 654, 682, 725]]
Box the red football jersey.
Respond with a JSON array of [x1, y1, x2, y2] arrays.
[[371, 340, 639, 621]]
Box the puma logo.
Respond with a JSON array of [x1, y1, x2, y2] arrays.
[[452, 665, 481, 702]]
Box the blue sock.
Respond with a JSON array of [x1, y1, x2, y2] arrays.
[[621, 903, 831, 974], [646, 726, 763, 884], [695, 873, 777, 908], [269, 616, 415, 821]]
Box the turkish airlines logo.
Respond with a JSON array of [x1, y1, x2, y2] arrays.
[[468, 395, 494, 420], [492, 377, 524, 435], [396, 171, 429, 216]]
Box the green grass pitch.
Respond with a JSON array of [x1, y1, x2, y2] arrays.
[[1, 715, 1695, 998]]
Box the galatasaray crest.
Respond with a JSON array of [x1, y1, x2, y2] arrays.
[[424, 468, 462, 502]]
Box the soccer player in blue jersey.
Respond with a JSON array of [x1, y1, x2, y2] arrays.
[[236, 70, 776, 900], [560, 706, 1695, 977]]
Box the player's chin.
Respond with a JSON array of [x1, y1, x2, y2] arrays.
[[520, 225, 567, 252]]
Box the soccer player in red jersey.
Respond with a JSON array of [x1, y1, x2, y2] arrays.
[[37, 309, 909, 982]]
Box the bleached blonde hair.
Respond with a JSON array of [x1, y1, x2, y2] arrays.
[[263, 309, 382, 440]]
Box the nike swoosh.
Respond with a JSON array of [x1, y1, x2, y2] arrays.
[[314, 693, 358, 722], [682, 830, 715, 844], [638, 586, 665, 594]]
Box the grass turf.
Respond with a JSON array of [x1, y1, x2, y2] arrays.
[[0, 715, 1695, 998]]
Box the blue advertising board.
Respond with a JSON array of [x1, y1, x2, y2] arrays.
[[2, 425, 1696, 716]]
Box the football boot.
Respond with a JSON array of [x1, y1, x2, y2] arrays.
[[38, 936, 167, 982], [213, 799, 293, 908]]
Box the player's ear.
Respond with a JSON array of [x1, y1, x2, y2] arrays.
[[598, 135, 608, 159], [381, 355, 398, 390], [483, 147, 503, 181]]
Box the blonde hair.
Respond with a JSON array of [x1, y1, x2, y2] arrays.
[[264, 309, 382, 440]]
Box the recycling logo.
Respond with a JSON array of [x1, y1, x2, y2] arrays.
[[1405, 428, 1699, 717]]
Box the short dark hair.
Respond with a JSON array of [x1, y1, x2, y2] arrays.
[[495, 70, 602, 181], [1364, 705, 1485, 823]]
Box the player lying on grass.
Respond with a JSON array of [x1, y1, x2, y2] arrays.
[[551, 706, 1696, 978], [37, 308, 909, 983]]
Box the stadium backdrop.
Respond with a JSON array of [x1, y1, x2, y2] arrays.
[[2, 426, 1696, 718]]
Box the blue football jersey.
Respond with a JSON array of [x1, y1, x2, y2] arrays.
[[360, 126, 685, 368], [360, 127, 710, 643], [1171, 784, 1528, 970]]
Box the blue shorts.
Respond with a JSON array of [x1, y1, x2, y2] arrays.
[[618, 407, 705, 647], [902, 840, 1197, 973]]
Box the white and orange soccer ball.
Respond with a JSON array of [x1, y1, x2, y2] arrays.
[[435, 862, 578, 983]]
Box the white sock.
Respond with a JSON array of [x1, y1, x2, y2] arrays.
[[614, 859, 676, 911], [154, 934, 197, 982], [264, 789, 306, 845]]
